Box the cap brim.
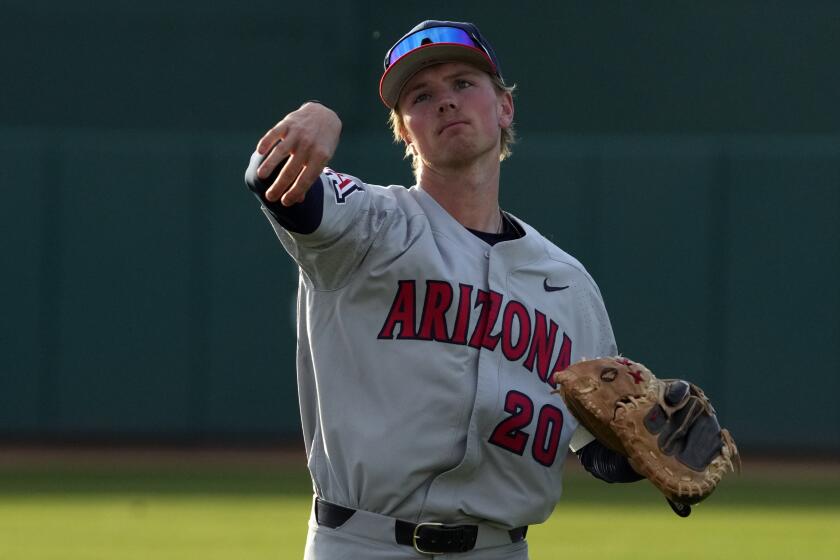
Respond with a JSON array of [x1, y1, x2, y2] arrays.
[[379, 43, 496, 109]]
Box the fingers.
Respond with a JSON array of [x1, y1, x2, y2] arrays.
[[282, 146, 331, 206], [281, 167, 318, 206], [257, 121, 288, 156], [262, 139, 328, 205], [263, 135, 330, 205], [266, 152, 304, 203], [258, 138, 292, 181]]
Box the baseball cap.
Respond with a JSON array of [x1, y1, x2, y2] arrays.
[[379, 20, 504, 109]]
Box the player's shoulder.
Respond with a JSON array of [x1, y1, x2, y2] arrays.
[[320, 168, 419, 208], [516, 216, 601, 288]]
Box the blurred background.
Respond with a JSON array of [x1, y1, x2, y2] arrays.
[[2, 0, 839, 455]]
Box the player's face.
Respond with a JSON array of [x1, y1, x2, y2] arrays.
[[397, 62, 513, 171]]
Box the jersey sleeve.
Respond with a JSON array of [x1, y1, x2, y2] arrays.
[[567, 265, 618, 452], [569, 426, 596, 452], [244, 150, 399, 290]]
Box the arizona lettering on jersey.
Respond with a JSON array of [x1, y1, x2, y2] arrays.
[[377, 279, 573, 386]]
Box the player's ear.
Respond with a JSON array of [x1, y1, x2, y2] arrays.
[[400, 121, 413, 145], [498, 90, 514, 129], [389, 106, 414, 146], [396, 112, 413, 144], [403, 133, 417, 157]]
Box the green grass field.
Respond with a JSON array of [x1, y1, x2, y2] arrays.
[[1, 456, 838, 559]]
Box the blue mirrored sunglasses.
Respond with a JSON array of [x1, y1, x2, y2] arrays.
[[384, 26, 488, 69]]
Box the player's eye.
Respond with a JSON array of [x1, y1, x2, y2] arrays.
[[600, 367, 618, 382], [455, 79, 473, 89], [413, 92, 430, 104]]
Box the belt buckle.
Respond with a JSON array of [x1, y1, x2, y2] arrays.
[[412, 522, 445, 555]]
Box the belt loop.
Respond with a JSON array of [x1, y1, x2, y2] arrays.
[[509, 526, 528, 542], [314, 498, 356, 529]]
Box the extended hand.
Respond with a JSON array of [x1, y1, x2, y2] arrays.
[[256, 102, 342, 206]]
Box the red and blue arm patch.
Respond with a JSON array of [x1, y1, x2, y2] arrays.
[[324, 167, 363, 204]]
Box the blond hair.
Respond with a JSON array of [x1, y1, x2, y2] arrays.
[[388, 75, 516, 175]]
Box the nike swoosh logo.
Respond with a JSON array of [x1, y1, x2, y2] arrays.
[[544, 279, 569, 292]]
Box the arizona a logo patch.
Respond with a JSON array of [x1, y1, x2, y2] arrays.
[[324, 168, 363, 204]]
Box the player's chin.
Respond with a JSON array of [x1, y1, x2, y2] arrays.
[[436, 139, 490, 164], [432, 152, 478, 170]]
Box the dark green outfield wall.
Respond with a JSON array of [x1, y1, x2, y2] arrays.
[[1, 1, 839, 452], [5, 1, 840, 134]]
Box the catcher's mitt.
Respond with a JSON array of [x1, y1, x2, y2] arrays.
[[553, 356, 739, 514]]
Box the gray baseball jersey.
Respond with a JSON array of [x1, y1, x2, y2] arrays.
[[258, 167, 616, 529]]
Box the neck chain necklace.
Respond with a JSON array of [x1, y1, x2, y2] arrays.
[[496, 211, 506, 234]]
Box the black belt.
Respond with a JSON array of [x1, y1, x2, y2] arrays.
[[315, 498, 527, 554]]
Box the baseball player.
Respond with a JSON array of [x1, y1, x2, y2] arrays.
[[245, 20, 642, 559]]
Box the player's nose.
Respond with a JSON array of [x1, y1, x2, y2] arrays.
[[437, 98, 457, 113]]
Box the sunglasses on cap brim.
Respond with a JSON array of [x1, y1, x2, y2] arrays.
[[384, 26, 495, 70]]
